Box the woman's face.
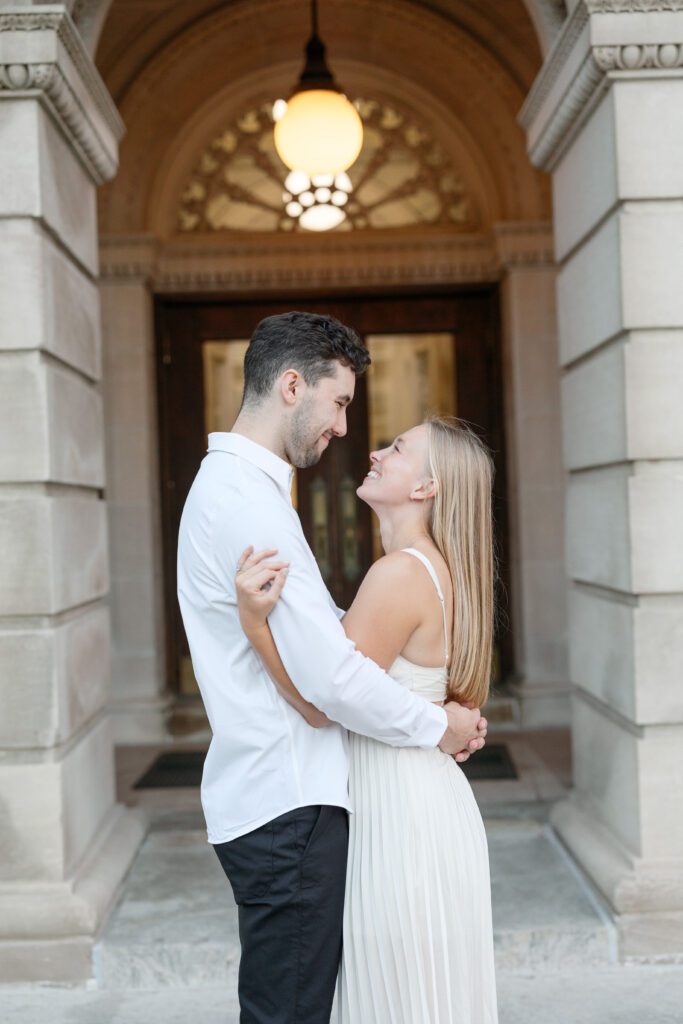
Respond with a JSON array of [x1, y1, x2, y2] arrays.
[[357, 423, 432, 509]]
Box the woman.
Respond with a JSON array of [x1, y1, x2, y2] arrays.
[[235, 416, 498, 1023]]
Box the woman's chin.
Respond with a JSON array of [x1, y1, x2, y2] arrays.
[[356, 479, 374, 505]]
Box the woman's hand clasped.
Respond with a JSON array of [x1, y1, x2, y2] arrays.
[[235, 546, 289, 634]]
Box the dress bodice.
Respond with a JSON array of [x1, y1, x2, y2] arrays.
[[386, 548, 450, 704], [388, 653, 448, 704]]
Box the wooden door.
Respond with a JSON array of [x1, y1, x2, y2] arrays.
[[155, 288, 509, 694]]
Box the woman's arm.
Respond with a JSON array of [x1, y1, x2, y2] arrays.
[[340, 552, 424, 667], [236, 548, 330, 729], [246, 621, 330, 728]]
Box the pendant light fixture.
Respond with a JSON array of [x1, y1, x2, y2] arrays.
[[274, 0, 363, 178]]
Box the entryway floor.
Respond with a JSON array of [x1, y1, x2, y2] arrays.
[[3, 965, 683, 1024], [3, 730, 683, 1023]]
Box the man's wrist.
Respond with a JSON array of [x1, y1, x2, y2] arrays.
[[428, 703, 449, 749]]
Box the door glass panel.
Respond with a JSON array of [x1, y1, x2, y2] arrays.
[[339, 473, 362, 583], [310, 475, 331, 580], [365, 333, 456, 559], [203, 339, 249, 434]]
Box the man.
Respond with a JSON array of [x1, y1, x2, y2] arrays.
[[177, 312, 487, 1023]]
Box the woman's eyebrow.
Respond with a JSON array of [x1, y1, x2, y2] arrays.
[[394, 437, 405, 448]]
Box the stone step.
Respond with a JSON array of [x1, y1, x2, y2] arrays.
[[94, 814, 614, 990], [486, 817, 615, 971]]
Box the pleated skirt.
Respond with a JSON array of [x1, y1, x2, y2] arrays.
[[338, 733, 498, 1024]]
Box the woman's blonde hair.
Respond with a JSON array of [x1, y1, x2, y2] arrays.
[[427, 417, 495, 708]]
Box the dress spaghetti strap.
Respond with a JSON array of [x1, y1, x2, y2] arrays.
[[401, 547, 449, 667]]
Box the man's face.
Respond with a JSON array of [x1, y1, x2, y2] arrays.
[[286, 362, 356, 469]]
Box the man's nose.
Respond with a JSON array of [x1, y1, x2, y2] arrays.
[[333, 408, 348, 437]]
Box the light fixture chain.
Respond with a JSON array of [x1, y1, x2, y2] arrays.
[[311, 0, 318, 36]]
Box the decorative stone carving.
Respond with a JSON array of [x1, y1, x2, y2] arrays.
[[586, 0, 683, 11], [593, 43, 683, 68], [177, 97, 479, 235], [100, 230, 502, 292], [0, 8, 123, 184], [521, 0, 683, 168], [494, 221, 555, 268]]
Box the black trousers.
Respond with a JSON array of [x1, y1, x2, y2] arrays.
[[214, 805, 348, 1024]]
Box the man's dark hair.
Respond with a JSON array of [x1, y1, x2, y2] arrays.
[[242, 311, 370, 404]]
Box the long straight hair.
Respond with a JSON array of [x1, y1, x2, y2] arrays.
[[427, 417, 495, 707]]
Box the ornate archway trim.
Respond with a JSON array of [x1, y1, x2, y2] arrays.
[[99, 224, 554, 292]]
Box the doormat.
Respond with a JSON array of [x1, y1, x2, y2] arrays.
[[133, 744, 517, 790], [134, 750, 205, 789], [460, 743, 517, 781]]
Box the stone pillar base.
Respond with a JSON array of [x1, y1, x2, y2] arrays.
[[109, 695, 174, 745], [508, 679, 572, 729], [552, 797, 683, 962], [0, 805, 147, 983]]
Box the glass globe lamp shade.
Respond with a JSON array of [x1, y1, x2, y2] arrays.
[[274, 89, 363, 176]]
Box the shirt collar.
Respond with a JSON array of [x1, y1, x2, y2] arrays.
[[208, 432, 294, 495]]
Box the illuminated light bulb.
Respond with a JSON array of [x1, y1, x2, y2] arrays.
[[286, 201, 304, 217], [284, 169, 310, 195], [299, 204, 346, 231], [274, 90, 363, 177], [331, 190, 348, 206], [299, 190, 315, 207], [272, 98, 288, 122], [315, 187, 332, 203]]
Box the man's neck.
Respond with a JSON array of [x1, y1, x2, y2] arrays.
[[231, 411, 288, 463]]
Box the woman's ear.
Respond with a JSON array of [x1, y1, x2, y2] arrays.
[[410, 478, 437, 502]]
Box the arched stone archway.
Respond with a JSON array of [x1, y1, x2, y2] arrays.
[[96, 0, 566, 750]]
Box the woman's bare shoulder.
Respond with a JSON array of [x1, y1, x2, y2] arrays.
[[358, 549, 437, 598], [368, 545, 452, 602]]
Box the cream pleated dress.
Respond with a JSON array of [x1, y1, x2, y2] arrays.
[[338, 548, 498, 1024]]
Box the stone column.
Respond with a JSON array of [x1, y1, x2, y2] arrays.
[[495, 224, 570, 728], [98, 237, 169, 743], [521, 1, 683, 958], [0, 7, 145, 981]]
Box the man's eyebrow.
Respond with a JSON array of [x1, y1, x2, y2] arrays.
[[337, 394, 352, 405], [395, 436, 405, 448]]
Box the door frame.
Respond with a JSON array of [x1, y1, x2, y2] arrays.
[[154, 283, 512, 695]]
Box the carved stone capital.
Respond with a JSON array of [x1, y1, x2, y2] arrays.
[[593, 42, 683, 67], [99, 235, 160, 284], [0, 6, 123, 184], [493, 222, 555, 269], [586, 1, 683, 11], [520, 1, 683, 169]]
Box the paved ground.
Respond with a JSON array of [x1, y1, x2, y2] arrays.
[[3, 730, 681, 1023], [3, 965, 683, 1024]]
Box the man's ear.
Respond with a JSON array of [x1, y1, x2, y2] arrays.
[[279, 369, 302, 406], [410, 478, 437, 502]]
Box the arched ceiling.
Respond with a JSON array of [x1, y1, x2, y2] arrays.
[[95, 0, 557, 103], [95, 0, 555, 235]]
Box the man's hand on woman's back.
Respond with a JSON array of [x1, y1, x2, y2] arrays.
[[438, 702, 488, 763]]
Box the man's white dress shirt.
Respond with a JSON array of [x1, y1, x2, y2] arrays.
[[177, 432, 448, 844]]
